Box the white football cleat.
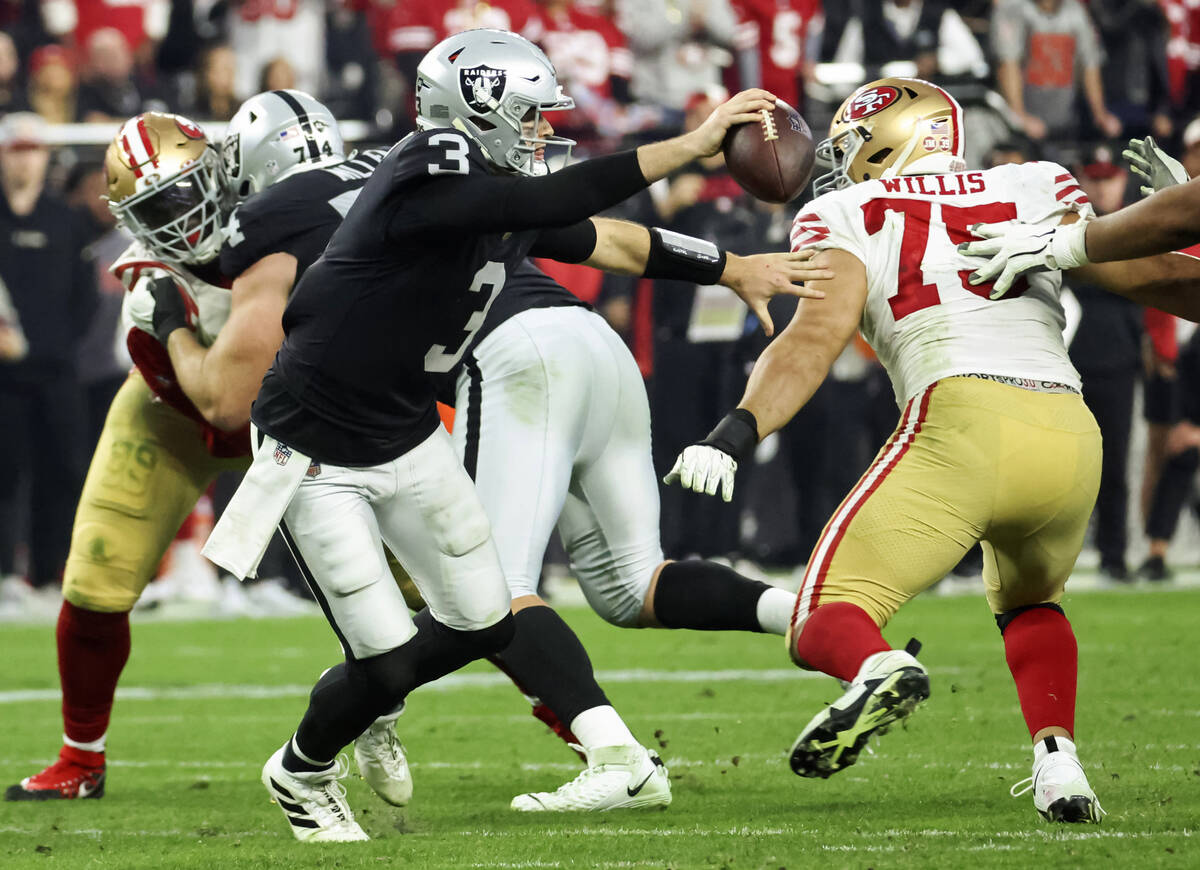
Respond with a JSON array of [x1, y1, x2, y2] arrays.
[[790, 641, 930, 778], [261, 745, 369, 842], [511, 744, 671, 812], [1011, 736, 1105, 823], [354, 708, 412, 807]]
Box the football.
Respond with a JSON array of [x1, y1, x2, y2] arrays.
[[722, 101, 816, 203]]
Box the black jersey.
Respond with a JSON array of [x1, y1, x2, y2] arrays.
[[252, 128, 650, 466], [219, 149, 387, 281], [253, 132, 538, 465]]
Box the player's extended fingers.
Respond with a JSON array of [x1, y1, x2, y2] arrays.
[[702, 457, 723, 497], [987, 268, 1018, 300], [719, 465, 736, 503], [749, 298, 775, 336], [784, 251, 834, 285], [663, 455, 684, 487], [957, 237, 1002, 258], [786, 263, 834, 283], [967, 255, 1007, 286], [728, 88, 778, 105], [724, 109, 776, 127], [1141, 185, 1156, 197]]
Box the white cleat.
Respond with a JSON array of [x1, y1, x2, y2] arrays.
[[511, 745, 671, 812], [1011, 736, 1105, 824], [790, 641, 930, 778], [354, 708, 413, 807], [261, 745, 369, 842]]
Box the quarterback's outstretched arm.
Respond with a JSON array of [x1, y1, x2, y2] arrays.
[[574, 217, 832, 336], [664, 249, 865, 501], [165, 252, 295, 430]]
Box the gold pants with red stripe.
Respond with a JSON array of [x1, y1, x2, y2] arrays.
[[790, 377, 1101, 639]]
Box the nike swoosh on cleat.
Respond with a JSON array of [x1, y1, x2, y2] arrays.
[[626, 769, 656, 797]]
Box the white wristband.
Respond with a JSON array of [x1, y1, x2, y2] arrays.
[[1048, 220, 1090, 271]]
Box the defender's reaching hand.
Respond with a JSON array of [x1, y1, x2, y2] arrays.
[[1124, 136, 1189, 198], [958, 220, 1090, 300]]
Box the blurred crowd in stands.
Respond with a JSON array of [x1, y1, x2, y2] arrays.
[[3, 0, 1200, 619]]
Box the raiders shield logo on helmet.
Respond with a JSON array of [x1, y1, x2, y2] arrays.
[[222, 133, 241, 181], [460, 66, 507, 113]]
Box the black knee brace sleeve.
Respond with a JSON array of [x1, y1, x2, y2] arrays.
[[653, 559, 771, 632], [995, 602, 1065, 635]]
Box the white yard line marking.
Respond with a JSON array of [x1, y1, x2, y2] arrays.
[[1, 822, 1190, 844], [0, 665, 968, 705]]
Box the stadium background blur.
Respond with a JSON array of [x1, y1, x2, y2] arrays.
[[2, 0, 1199, 622]]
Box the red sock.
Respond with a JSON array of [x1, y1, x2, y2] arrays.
[[1002, 607, 1077, 739], [792, 602, 891, 682], [57, 601, 131, 746]]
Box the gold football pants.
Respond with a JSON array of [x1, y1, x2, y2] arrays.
[[62, 373, 248, 612], [792, 376, 1102, 634]]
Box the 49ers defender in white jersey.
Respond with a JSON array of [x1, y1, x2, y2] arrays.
[[790, 160, 1090, 405], [669, 78, 1106, 824]]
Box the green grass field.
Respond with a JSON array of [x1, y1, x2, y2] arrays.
[[2, 587, 1198, 869]]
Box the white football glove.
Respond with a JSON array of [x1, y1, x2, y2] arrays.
[[1123, 136, 1189, 197], [958, 219, 1090, 300], [663, 444, 739, 502]]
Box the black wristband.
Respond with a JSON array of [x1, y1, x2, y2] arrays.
[[701, 408, 759, 462], [644, 227, 728, 285]]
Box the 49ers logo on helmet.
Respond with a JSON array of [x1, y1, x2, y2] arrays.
[[843, 86, 901, 121], [174, 116, 205, 139]]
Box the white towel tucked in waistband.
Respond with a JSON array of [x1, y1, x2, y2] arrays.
[[202, 427, 312, 580]]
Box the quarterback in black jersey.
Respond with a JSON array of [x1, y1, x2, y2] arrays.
[[205, 29, 830, 842]]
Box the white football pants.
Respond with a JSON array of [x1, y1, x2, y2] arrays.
[[275, 425, 511, 659], [453, 306, 664, 626]]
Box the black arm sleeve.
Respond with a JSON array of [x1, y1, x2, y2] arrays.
[[528, 220, 599, 263], [402, 150, 649, 235]]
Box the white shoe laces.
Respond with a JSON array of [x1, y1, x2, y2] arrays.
[[301, 756, 356, 829], [1010, 776, 1034, 798], [363, 724, 405, 773]]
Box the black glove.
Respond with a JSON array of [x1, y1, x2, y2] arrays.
[[146, 276, 189, 345]]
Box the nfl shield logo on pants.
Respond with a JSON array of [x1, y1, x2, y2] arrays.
[[273, 443, 293, 466]]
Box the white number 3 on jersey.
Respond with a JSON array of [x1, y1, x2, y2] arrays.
[[427, 133, 470, 176]]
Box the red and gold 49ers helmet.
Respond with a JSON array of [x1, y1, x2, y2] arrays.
[[813, 77, 967, 196], [104, 112, 229, 264]]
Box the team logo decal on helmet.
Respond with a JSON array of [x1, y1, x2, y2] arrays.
[[222, 133, 241, 180], [175, 116, 206, 139], [843, 86, 901, 121], [460, 66, 507, 113]]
